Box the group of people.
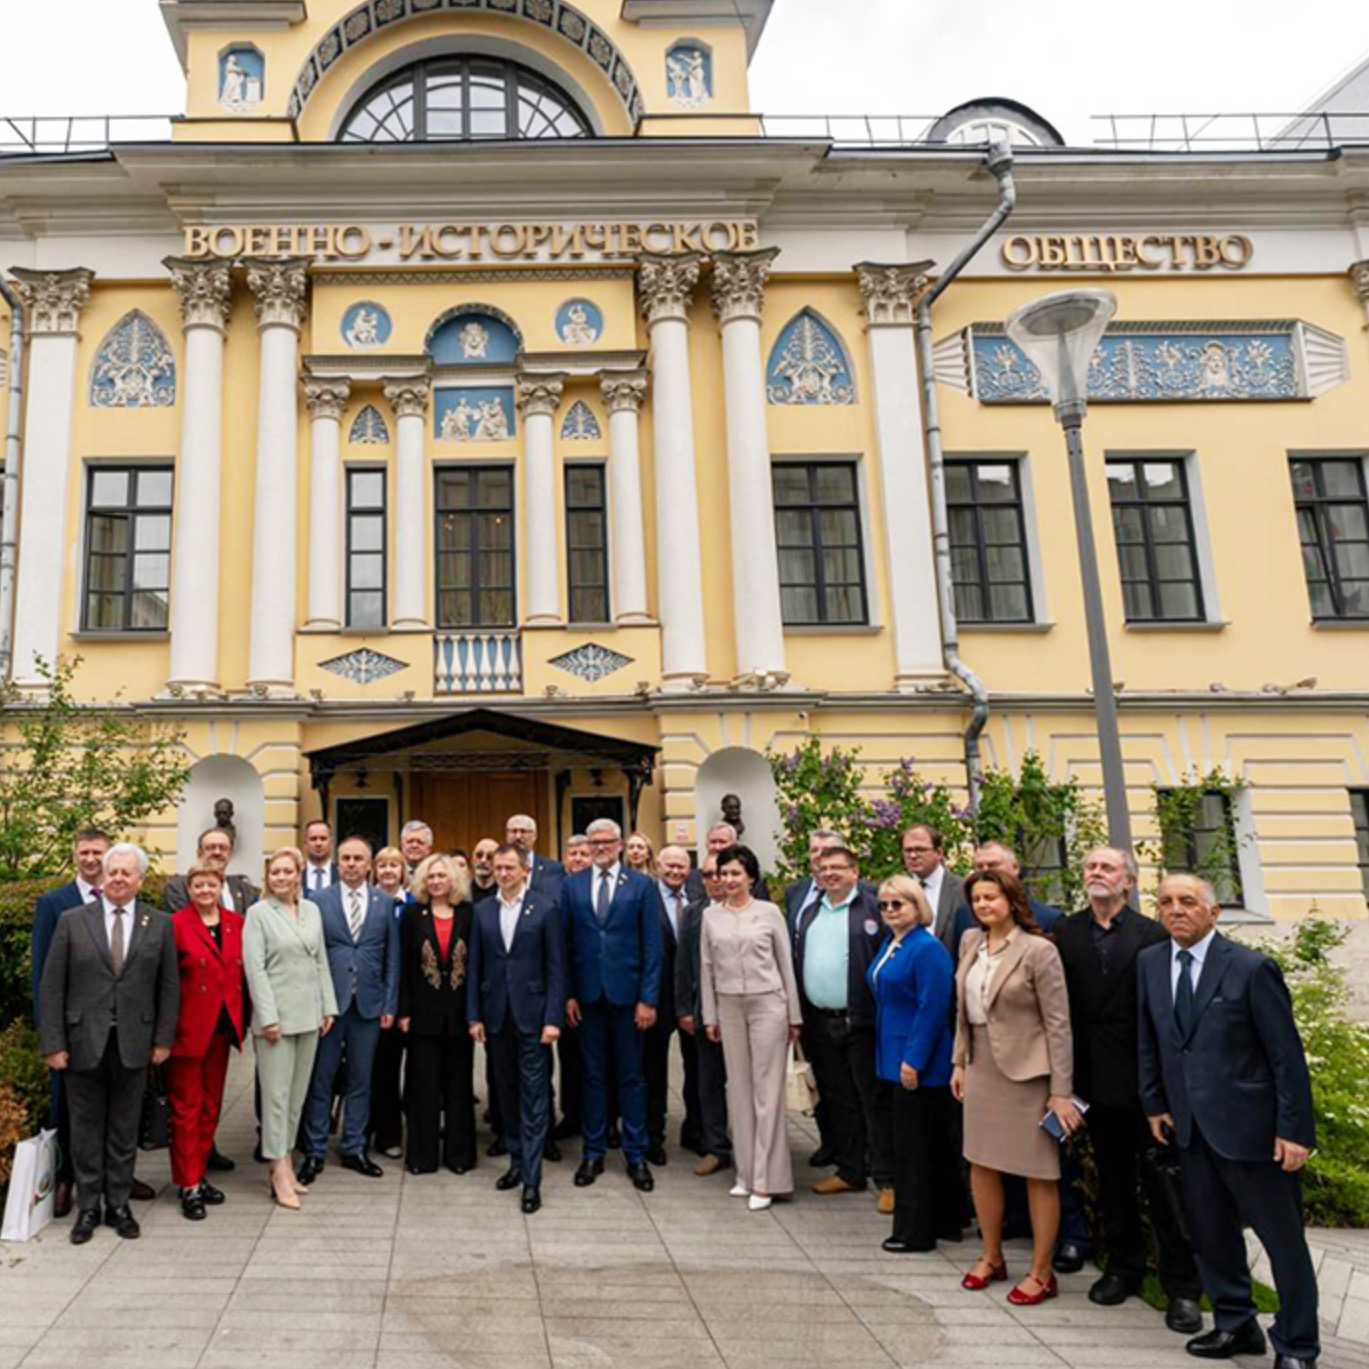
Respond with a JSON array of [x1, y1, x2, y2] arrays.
[[30, 814, 1321, 1367]]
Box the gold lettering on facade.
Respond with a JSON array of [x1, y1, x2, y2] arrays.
[[1002, 231, 1254, 273]]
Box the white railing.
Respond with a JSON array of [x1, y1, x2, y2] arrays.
[[0, 115, 175, 157], [1090, 112, 1369, 154], [433, 631, 522, 695]]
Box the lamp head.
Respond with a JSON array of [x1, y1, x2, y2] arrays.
[[1004, 288, 1116, 419]]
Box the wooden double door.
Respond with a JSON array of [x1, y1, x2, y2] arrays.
[[409, 770, 549, 855]]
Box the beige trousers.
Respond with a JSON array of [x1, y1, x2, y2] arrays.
[[255, 1030, 319, 1160], [717, 991, 794, 1196]]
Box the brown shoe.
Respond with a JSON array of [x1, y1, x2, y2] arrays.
[[129, 1177, 155, 1202], [693, 1154, 726, 1176], [53, 1180, 73, 1220], [812, 1175, 863, 1195], [878, 1186, 895, 1214]]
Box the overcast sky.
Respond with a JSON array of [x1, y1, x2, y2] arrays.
[[1, 0, 1365, 144]]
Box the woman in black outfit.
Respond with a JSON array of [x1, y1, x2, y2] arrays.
[[398, 853, 476, 1175]]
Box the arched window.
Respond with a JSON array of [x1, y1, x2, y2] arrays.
[[340, 57, 591, 142]]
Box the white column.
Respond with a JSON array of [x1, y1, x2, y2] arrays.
[[382, 378, 431, 631], [8, 267, 92, 687], [303, 379, 350, 631], [599, 369, 650, 625], [515, 375, 565, 626], [163, 258, 231, 692], [638, 253, 707, 686], [244, 256, 309, 694], [856, 262, 946, 687], [711, 248, 787, 680]]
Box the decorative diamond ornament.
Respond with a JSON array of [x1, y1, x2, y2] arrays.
[[549, 643, 633, 683], [319, 649, 407, 685]]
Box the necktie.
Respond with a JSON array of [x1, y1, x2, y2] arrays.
[[1174, 948, 1195, 1038], [667, 889, 679, 939], [348, 888, 364, 940], [110, 906, 126, 975], [595, 872, 611, 926]]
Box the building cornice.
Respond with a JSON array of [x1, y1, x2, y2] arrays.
[[159, 0, 308, 70]]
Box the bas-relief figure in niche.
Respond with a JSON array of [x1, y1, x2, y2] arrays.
[[220, 49, 264, 112], [213, 798, 237, 846], [346, 307, 381, 347], [666, 45, 710, 108], [440, 396, 510, 442], [766, 312, 855, 406], [720, 793, 745, 838], [459, 320, 490, 359], [90, 312, 176, 409], [560, 302, 600, 345]]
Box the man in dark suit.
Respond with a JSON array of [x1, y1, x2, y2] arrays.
[[39, 843, 179, 1244], [902, 824, 964, 957], [1053, 846, 1202, 1327], [162, 827, 259, 918], [302, 819, 339, 897], [686, 822, 768, 903], [31, 828, 112, 1217], [793, 846, 892, 1206], [400, 820, 434, 877], [560, 817, 662, 1192], [1139, 874, 1319, 1369], [298, 837, 400, 1183], [469, 843, 565, 1214], [506, 814, 564, 902], [647, 845, 698, 1163]]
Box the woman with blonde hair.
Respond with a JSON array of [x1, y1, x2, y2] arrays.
[[624, 831, 657, 877], [398, 853, 476, 1174], [868, 873, 959, 1253], [243, 846, 336, 1210], [374, 846, 408, 901]]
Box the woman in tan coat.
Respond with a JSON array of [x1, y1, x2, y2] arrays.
[[952, 868, 1080, 1305], [700, 844, 803, 1211]]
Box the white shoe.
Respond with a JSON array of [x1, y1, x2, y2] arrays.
[[748, 1195, 772, 1212], [729, 1183, 750, 1198]]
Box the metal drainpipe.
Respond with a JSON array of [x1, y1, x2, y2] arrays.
[[0, 275, 25, 682], [914, 143, 1017, 813]]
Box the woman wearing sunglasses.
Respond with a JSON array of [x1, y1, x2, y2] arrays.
[[868, 874, 960, 1253]]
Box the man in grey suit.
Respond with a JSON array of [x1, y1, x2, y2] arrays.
[[162, 827, 259, 917], [298, 837, 399, 1183], [40, 842, 178, 1244], [901, 824, 964, 955]]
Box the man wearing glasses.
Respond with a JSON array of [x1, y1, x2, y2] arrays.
[[901, 825, 964, 957]]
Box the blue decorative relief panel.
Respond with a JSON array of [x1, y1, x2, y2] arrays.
[[219, 45, 265, 112], [319, 648, 407, 685], [549, 642, 633, 683], [666, 41, 711, 108], [435, 387, 515, 442], [560, 401, 601, 440], [767, 311, 856, 406], [555, 299, 603, 346], [428, 309, 521, 365], [341, 301, 392, 348], [349, 404, 390, 444], [90, 312, 176, 408]]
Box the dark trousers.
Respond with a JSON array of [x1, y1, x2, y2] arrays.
[[46, 1068, 74, 1185], [580, 998, 648, 1164], [676, 1026, 703, 1149], [65, 1030, 146, 1212], [556, 1031, 582, 1132], [644, 1019, 698, 1149], [1090, 1102, 1200, 1296], [301, 1004, 381, 1160], [803, 1012, 893, 1187], [891, 1085, 962, 1248], [368, 1024, 405, 1150], [487, 1025, 551, 1188], [1180, 1125, 1320, 1362], [405, 1031, 475, 1173], [694, 1029, 731, 1159]]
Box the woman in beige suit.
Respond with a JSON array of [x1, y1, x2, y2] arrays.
[[243, 847, 337, 1209], [952, 868, 1080, 1305], [700, 844, 803, 1212]]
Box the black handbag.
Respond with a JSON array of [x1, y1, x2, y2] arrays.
[[139, 1064, 171, 1151]]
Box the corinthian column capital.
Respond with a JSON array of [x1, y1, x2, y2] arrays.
[[600, 369, 648, 415], [164, 256, 232, 334], [710, 248, 780, 327], [243, 256, 310, 332], [516, 374, 565, 419], [637, 251, 704, 326], [1350, 260, 1369, 304], [10, 267, 94, 336], [855, 260, 937, 326], [304, 378, 350, 422], [382, 377, 430, 420]]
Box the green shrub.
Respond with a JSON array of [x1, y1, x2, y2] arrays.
[[0, 1022, 50, 1133]]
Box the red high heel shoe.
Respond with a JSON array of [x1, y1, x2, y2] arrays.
[[961, 1258, 1009, 1290], [1006, 1273, 1059, 1306]]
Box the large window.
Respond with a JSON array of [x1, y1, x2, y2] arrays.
[[1106, 459, 1204, 622], [1159, 788, 1243, 908], [340, 58, 590, 143], [1290, 458, 1369, 620], [772, 462, 868, 626], [1352, 790, 1369, 902], [435, 466, 515, 629], [946, 460, 1033, 623], [346, 468, 387, 629], [82, 466, 172, 632], [566, 465, 609, 624]]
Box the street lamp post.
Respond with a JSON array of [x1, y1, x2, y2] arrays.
[[1005, 289, 1133, 850]]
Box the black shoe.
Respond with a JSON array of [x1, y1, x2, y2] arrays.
[[206, 1147, 235, 1173], [1273, 1357, 1317, 1369], [1167, 1298, 1204, 1335], [808, 1145, 836, 1168], [551, 1119, 581, 1141], [882, 1237, 914, 1253], [626, 1161, 654, 1193], [496, 1165, 523, 1192], [198, 1181, 226, 1206], [377, 1142, 403, 1160], [70, 1207, 100, 1244], [937, 1226, 965, 1244], [1089, 1273, 1138, 1306], [1185, 1322, 1267, 1359], [406, 1163, 432, 1175], [487, 1137, 508, 1158], [606, 1124, 621, 1149], [521, 1185, 542, 1214], [1053, 1242, 1086, 1274], [105, 1204, 140, 1239], [574, 1158, 604, 1187], [129, 1178, 155, 1202], [179, 1186, 207, 1221], [296, 1155, 325, 1187], [543, 1139, 562, 1163], [646, 1145, 668, 1167], [446, 1161, 472, 1176], [341, 1152, 384, 1178]]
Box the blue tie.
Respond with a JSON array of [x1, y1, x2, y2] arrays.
[[595, 873, 611, 926], [1174, 948, 1195, 1039]]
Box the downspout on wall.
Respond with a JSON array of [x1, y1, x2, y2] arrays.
[[914, 144, 1016, 812], [0, 276, 25, 682]]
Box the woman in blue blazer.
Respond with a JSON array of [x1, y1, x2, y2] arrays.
[[868, 873, 959, 1253]]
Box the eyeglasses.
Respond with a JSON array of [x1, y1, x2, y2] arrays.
[[902, 845, 934, 856], [877, 898, 906, 910], [588, 838, 618, 848]]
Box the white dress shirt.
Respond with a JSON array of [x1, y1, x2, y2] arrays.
[[1170, 927, 1217, 999], [922, 865, 946, 928], [498, 886, 525, 952], [343, 882, 369, 941], [101, 894, 136, 960], [658, 881, 685, 939], [220, 880, 237, 912], [76, 876, 99, 904], [871, 933, 902, 986], [965, 926, 1019, 1026], [305, 863, 332, 894]]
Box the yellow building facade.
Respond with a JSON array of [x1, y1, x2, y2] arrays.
[[1, 0, 1368, 932]]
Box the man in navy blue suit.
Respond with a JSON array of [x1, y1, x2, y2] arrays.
[[506, 814, 564, 903], [469, 843, 565, 1214], [1139, 874, 1319, 1369], [560, 817, 662, 1192], [298, 837, 400, 1183]]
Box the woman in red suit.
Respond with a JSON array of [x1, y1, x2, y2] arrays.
[[168, 864, 249, 1220]]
